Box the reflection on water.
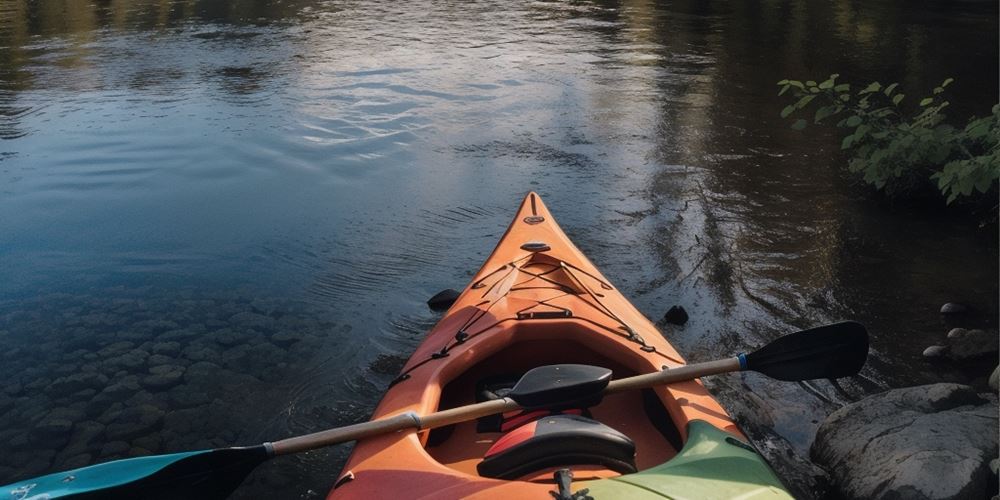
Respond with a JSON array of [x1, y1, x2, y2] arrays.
[[0, 0, 997, 497]]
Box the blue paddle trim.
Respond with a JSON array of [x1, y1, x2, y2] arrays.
[[737, 353, 748, 370], [0, 450, 207, 499]]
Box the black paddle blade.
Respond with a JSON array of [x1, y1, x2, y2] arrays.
[[745, 321, 869, 381]]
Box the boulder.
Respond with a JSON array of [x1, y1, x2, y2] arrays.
[[812, 383, 998, 500], [946, 329, 999, 361]]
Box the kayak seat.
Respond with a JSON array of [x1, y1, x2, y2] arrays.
[[477, 414, 637, 480]]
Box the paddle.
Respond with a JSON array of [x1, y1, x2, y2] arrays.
[[1, 321, 868, 499]]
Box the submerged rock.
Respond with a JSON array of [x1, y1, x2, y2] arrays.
[[812, 383, 998, 500]]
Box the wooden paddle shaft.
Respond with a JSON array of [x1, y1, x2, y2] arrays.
[[270, 398, 518, 455], [269, 357, 740, 455]]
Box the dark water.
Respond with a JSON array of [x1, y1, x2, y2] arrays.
[[1, 0, 997, 497]]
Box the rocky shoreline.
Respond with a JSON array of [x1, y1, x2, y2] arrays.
[[807, 307, 999, 500]]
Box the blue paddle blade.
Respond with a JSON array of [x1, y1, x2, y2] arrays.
[[2, 446, 269, 499]]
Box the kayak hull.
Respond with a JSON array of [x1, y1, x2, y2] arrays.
[[328, 193, 790, 499]]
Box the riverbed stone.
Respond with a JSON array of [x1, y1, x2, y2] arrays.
[[100, 440, 130, 457], [946, 328, 999, 361], [59, 453, 92, 470], [48, 372, 109, 397], [104, 404, 164, 442], [922, 345, 947, 358], [270, 330, 303, 348], [228, 311, 274, 331], [812, 383, 998, 500], [141, 364, 185, 390], [940, 303, 968, 315], [151, 341, 182, 356]]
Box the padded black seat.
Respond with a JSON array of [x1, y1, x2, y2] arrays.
[[477, 414, 637, 480]]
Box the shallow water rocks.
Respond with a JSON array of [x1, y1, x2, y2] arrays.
[[812, 383, 998, 500]]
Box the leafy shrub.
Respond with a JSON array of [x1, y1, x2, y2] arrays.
[[777, 75, 999, 203]]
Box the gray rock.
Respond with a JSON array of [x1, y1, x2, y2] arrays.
[[59, 453, 93, 470], [147, 354, 174, 366], [141, 365, 185, 390], [812, 383, 998, 500], [104, 404, 164, 441], [48, 372, 109, 398], [159, 328, 198, 341], [922, 345, 947, 358], [270, 330, 304, 348], [946, 328, 967, 339], [990, 366, 999, 392], [58, 420, 105, 459], [150, 341, 181, 356], [946, 329, 999, 361], [940, 303, 968, 314]]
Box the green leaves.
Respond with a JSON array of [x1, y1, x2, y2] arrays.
[[777, 74, 999, 203]]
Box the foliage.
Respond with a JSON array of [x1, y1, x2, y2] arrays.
[[777, 75, 999, 203]]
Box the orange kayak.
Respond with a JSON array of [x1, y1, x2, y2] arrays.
[[328, 193, 790, 499]]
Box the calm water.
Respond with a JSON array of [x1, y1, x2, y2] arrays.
[[1, 0, 997, 497]]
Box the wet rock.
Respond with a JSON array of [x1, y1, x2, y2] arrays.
[[270, 330, 304, 348], [100, 440, 130, 457], [922, 345, 948, 358], [135, 319, 180, 333], [151, 341, 181, 356], [209, 328, 241, 347], [221, 344, 250, 369], [109, 350, 149, 371], [990, 366, 999, 391], [58, 420, 105, 459], [946, 328, 967, 339], [104, 404, 164, 441], [182, 344, 219, 362], [32, 412, 75, 448], [141, 364, 185, 390], [147, 354, 174, 366], [167, 384, 212, 408], [59, 453, 92, 470], [946, 329, 999, 361], [940, 303, 968, 315], [229, 311, 274, 331], [369, 354, 407, 375], [184, 361, 222, 385], [662, 305, 689, 326], [48, 372, 109, 397], [132, 434, 161, 452], [427, 288, 460, 311], [160, 328, 199, 342], [812, 383, 998, 500]]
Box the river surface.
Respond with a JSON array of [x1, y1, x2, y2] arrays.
[[0, 0, 997, 497]]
